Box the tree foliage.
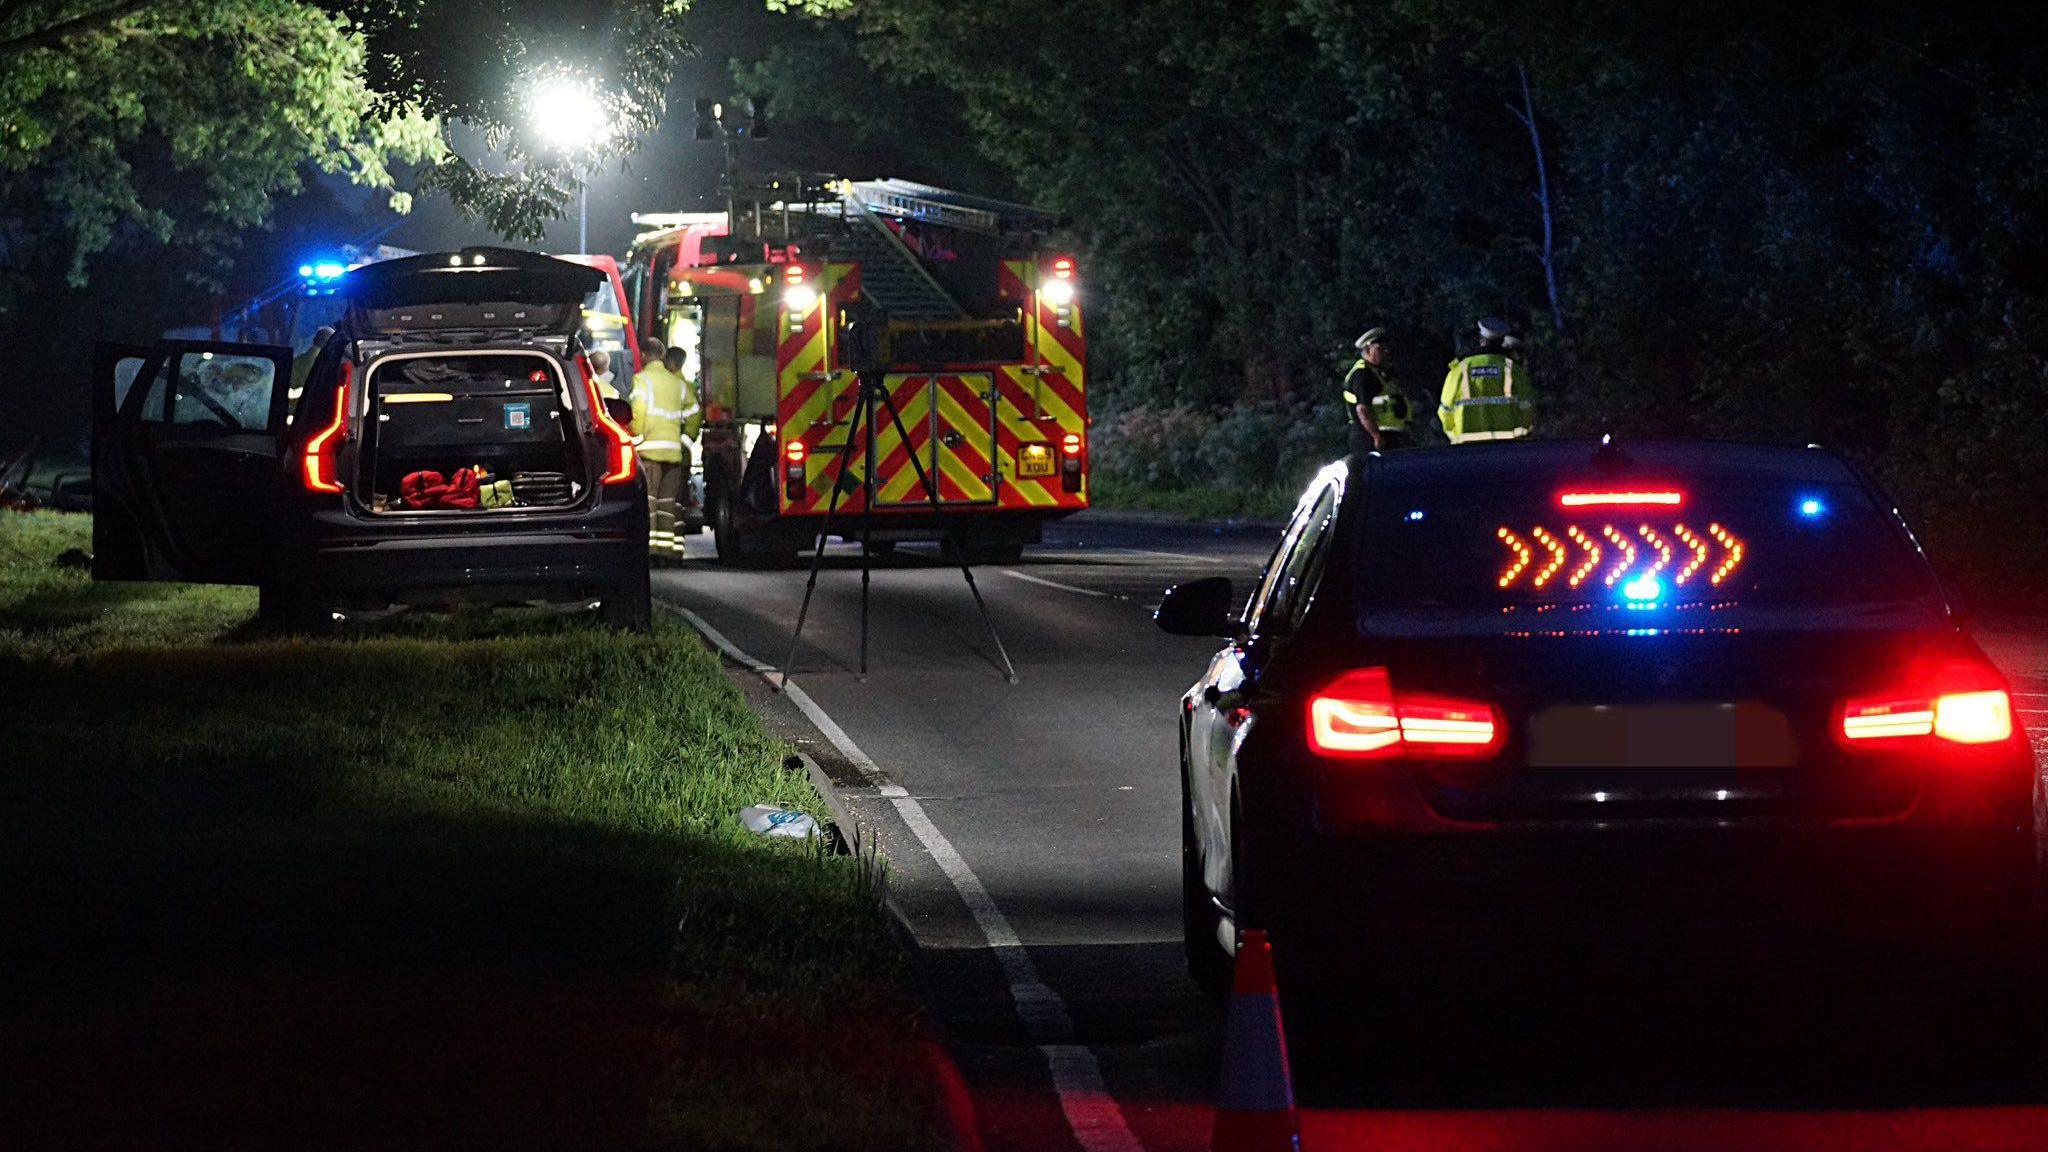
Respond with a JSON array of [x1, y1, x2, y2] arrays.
[[0, 0, 851, 301], [0, 0, 441, 297], [741, 0, 2048, 595]]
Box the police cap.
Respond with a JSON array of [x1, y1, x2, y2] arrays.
[[1477, 316, 1514, 340], [1353, 327, 1386, 352]]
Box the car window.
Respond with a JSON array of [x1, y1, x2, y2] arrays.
[[1257, 480, 1342, 636], [110, 355, 150, 411], [1246, 501, 1314, 634], [1355, 477, 1938, 611], [1248, 471, 1344, 637], [154, 351, 279, 432]]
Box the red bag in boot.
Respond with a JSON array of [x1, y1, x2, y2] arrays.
[[401, 470, 447, 509], [441, 468, 481, 509]]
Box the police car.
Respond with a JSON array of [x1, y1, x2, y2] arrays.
[[1159, 440, 2040, 1025]]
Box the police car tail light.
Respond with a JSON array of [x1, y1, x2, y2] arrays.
[[300, 359, 352, 494], [1838, 660, 2014, 748], [1309, 667, 1502, 759], [579, 355, 637, 485]]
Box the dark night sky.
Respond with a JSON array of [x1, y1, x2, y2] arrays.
[[327, 0, 844, 264]]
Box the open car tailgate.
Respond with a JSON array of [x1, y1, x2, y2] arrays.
[[342, 248, 607, 337]]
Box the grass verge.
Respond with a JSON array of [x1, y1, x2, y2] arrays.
[[0, 511, 941, 1151]]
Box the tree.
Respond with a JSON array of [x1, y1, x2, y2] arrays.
[[1, 0, 441, 298], [737, 0, 2048, 594]]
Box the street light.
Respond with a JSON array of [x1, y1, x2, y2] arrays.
[[528, 73, 611, 254]]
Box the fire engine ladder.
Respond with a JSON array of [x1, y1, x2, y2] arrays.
[[836, 188, 968, 323]]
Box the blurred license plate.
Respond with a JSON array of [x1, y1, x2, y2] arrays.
[[1017, 445, 1056, 477], [1529, 704, 1796, 768]]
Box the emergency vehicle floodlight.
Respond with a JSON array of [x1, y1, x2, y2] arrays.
[[530, 74, 611, 152]]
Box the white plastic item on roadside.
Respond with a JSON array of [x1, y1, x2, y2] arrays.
[[739, 804, 822, 839]]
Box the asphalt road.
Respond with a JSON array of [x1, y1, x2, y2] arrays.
[[652, 513, 2048, 1152]]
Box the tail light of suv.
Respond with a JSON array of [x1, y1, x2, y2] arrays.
[[300, 359, 353, 493], [577, 355, 637, 485], [1308, 666, 1503, 760]]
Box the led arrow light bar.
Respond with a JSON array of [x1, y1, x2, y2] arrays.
[[1497, 519, 1745, 594]]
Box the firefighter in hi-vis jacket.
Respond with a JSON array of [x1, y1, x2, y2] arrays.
[[631, 336, 700, 562]]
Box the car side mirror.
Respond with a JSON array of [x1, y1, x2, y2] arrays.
[[603, 397, 635, 428], [1156, 576, 1238, 637]]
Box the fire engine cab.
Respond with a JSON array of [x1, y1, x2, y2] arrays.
[[624, 176, 1087, 565]]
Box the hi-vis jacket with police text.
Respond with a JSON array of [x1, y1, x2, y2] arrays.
[[631, 362, 701, 464], [1439, 351, 1531, 443]]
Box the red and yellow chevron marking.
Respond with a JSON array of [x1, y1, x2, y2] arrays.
[[778, 264, 862, 513], [995, 258, 1090, 510], [782, 374, 997, 514], [776, 258, 1089, 516], [870, 375, 936, 507]]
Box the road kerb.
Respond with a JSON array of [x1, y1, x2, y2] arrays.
[[659, 597, 1149, 1152]]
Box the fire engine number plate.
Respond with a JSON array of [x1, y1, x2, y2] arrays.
[[1018, 444, 1056, 477]]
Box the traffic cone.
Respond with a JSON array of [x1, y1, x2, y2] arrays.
[[1212, 929, 1301, 1152]]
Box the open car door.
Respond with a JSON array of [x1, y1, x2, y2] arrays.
[[92, 339, 293, 585]]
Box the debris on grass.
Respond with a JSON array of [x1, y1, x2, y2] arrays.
[[739, 803, 823, 839]]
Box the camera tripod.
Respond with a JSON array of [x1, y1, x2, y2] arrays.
[[776, 366, 1018, 686]]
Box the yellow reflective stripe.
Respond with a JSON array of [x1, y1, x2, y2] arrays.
[[878, 459, 925, 503], [1008, 476, 1059, 507], [936, 448, 984, 498], [933, 389, 991, 500]]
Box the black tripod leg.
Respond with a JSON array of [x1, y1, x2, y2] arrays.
[[858, 389, 877, 679], [778, 385, 870, 690], [876, 383, 1018, 684]]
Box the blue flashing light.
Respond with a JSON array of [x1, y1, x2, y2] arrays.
[[1405, 509, 1425, 522], [1622, 574, 1662, 604], [300, 258, 348, 284], [1797, 496, 1826, 519]]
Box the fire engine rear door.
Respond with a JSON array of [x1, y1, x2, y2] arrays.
[[92, 339, 293, 586], [874, 373, 996, 506]]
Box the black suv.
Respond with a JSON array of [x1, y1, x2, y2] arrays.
[[92, 248, 651, 630]]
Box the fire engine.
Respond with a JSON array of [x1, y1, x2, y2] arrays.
[[624, 176, 1087, 565]]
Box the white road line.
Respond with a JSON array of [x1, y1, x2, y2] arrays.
[[1001, 569, 1113, 598], [658, 601, 1146, 1152], [1097, 546, 1236, 567]]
